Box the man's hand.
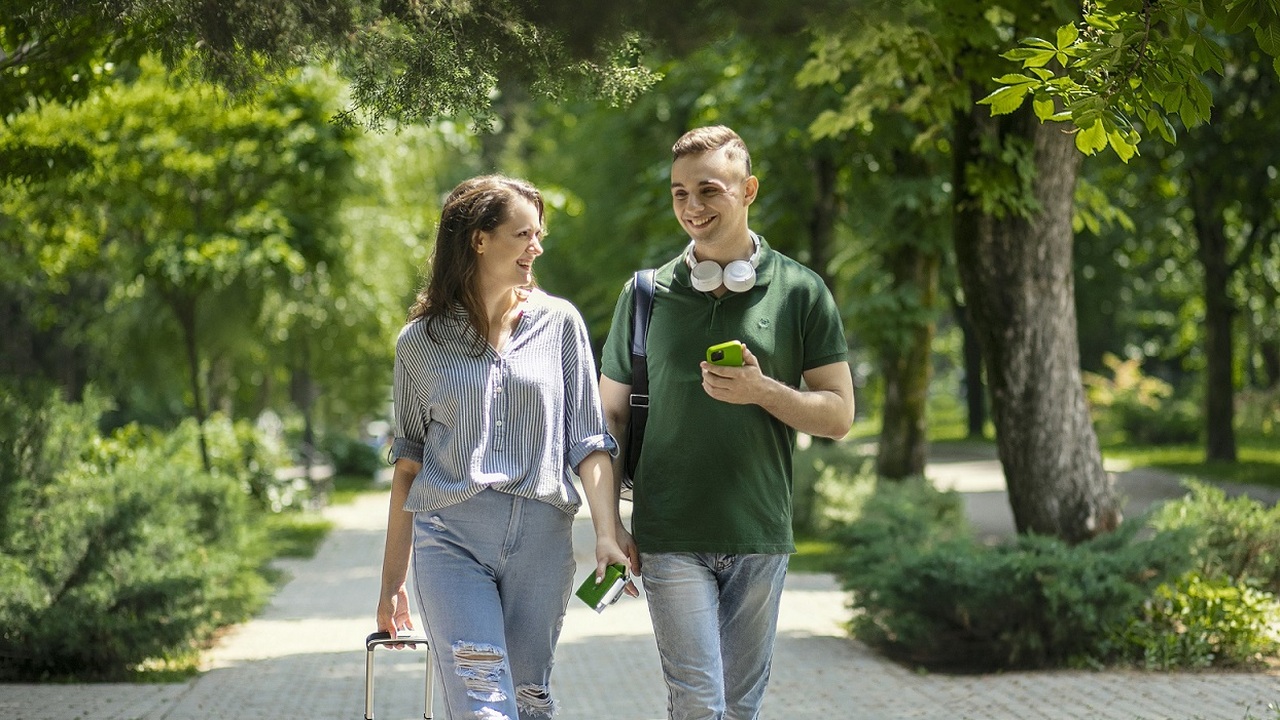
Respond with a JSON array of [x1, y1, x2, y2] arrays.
[[700, 344, 768, 405]]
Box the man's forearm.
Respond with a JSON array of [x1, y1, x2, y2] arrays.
[[754, 377, 853, 439]]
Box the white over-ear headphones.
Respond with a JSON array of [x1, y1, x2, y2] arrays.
[[685, 233, 762, 293]]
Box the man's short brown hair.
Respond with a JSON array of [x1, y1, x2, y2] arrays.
[[672, 125, 752, 177]]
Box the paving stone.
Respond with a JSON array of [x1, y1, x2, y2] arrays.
[[3, 455, 1278, 719]]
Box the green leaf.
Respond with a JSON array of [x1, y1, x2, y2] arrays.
[[1032, 96, 1057, 121], [1191, 35, 1226, 75], [994, 74, 1037, 85], [1224, 0, 1260, 34], [809, 109, 855, 140], [1075, 120, 1108, 155], [1085, 14, 1120, 32], [1256, 23, 1280, 57], [1177, 94, 1199, 129], [1146, 109, 1176, 143], [1004, 47, 1059, 68], [1023, 37, 1059, 50], [1056, 24, 1080, 49], [1186, 77, 1213, 124], [978, 84, 1032, 115], [1106, 128, 1137, 163]]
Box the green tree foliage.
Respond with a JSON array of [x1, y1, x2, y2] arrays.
[[983, 0, 1280, 159], [1, 0, 667, 132], [799, 1, 1123, 541], [513, 37, 866, 336], [0, 59, 387, 460], [1072, 32, 1280, 459]]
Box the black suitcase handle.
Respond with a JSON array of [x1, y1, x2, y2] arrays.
[[366, 630, 429, 648], [364, 631, 433, 719]]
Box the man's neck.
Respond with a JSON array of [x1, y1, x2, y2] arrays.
[[691, 231, 755, 266]]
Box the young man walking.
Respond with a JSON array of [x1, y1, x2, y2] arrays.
[[599, 125, 855, 720]]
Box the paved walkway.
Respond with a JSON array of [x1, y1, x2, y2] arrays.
[[2, 450, 1278, 720]]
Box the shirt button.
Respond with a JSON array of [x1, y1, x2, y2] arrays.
[[496, 420, 504, 426], [495, 386, 503, 393]]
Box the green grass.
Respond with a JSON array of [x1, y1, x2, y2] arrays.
[[265, 512, 334, 558], [264, 473, 386, 559], [789, 538, 843, 574], [329, 471, 383, 504], [1103, 442, 1280, 490], [924, 389, 1279, 490]]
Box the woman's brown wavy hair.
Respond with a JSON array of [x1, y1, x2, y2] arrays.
[[408, 175, 544, 356]]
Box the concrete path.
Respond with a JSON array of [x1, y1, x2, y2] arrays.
[[2, 449, 1278, 720]]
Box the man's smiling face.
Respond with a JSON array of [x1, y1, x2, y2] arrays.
[[670, 146, 757, 249]]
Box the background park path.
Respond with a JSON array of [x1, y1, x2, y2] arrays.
[[2, 445, 1278, 720]]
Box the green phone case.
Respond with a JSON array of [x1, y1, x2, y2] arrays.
[[707, 340, 744, 366], [575, 563, 628, 613]]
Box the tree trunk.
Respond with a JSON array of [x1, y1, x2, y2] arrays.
[[951, 131, 987, 440], [953, 300, 988, 438], [802, 148, 841, 452], [1261, 339, 1280, 390], [1189, 175, 1238, 462], [174, 295, 212, 473], [807, 150, 838, 290], [877, 240, 939, 478], [952, 105, 1120, 543], [291, 341, 319, 500], [1262, 261, 1280, 389], [876, 144, 941, 478]]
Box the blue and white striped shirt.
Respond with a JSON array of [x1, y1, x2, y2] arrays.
[[390, 290, 616, 515]]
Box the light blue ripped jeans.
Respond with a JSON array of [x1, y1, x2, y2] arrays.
[[411, 488, 576, 720], [640, 552, 789, 720]]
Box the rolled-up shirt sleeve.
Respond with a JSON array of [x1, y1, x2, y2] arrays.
[[562, 309, 617, 472], [391, 327, 426, 463]]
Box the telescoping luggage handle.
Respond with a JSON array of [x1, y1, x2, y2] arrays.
[[365, 631, 433, 720]]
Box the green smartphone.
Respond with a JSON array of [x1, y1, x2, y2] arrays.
[[706, 340, 744, 366], [575, 563, 628, 613]]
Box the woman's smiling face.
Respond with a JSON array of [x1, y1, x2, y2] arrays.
[[474, 196, 544, 292]]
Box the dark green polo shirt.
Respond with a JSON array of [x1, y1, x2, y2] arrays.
[[601, 238, 848, 554]]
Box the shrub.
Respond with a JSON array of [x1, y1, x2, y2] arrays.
[[322, 432, 384, 477], [831, 479, 1195, 671], [1084, 354, 1200, 446], [1149, 481, 1280, 594], [1115, 573, 1280, 669], [791, 442, 877, 537], [0, 385, 273, 680], [160, 413, 298, 512]]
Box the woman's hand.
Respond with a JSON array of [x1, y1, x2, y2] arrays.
[[595, 525, 641, 598], [376, 584, 418, 648]]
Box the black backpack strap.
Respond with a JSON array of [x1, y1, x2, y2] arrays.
[[630, 269, 655, 408], [625, 269, 656, 482]]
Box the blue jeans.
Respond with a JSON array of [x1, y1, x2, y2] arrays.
[[640, 552, 789, 720], [411, 489, 576, 720]]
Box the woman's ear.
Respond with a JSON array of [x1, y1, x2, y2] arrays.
[[472, 229, 486, 254]]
